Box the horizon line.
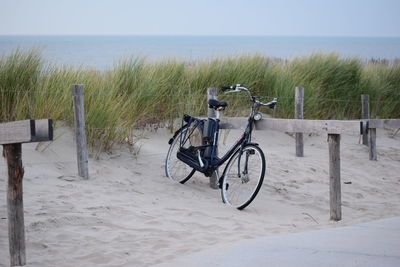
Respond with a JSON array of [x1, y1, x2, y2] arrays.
[[1, 34, 400, 38]]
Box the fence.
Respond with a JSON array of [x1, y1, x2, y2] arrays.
[[212, 87, 400, 221], [1, 84, 400, 266]]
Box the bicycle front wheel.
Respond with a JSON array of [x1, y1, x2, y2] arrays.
[[165, 126, 196, 184], [221, 144, 266, 210]]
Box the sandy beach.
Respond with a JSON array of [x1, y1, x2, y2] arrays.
[[1, 126, 400, 266]]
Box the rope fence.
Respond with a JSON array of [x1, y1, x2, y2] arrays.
[[2, 89, 400, 103]]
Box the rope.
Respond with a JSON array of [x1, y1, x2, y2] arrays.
[[2, 89, 399, 103]]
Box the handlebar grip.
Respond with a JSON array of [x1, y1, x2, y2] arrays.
[[221, 85, 235, 91]]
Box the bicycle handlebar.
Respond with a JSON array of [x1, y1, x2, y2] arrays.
[[221, 85, 236, 91], [220, 84, 278, 109]]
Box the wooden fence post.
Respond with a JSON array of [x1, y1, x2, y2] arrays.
[[295, 87, 304, 157], [361, 94, 370, 146], [4, 143, 26, 266], [1, 119, 53, 266], [72, 84, 89, 179], [369, 128, 377, 160], [207, 87, 219, 189], [328, 134, 341, 221]]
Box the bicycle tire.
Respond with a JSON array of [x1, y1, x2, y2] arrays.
[[165, 126, 196, 184], [221, 144, 266, 210]]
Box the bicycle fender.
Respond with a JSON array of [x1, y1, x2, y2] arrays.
[[168, 125, 187, 145]]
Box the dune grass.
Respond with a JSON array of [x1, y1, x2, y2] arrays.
[[1, 49, 399, 154]]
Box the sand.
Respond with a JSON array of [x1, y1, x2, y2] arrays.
[[1, 126, 399, 266]]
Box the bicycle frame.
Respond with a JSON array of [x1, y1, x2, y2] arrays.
[[209, 110, 256, 169]]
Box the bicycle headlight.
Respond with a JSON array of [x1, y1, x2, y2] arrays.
[[253, 112, 262, 121]]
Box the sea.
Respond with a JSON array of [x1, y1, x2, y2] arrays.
[[0, 35, 399, 70]]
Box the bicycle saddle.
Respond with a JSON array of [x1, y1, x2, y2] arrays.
[[208, 99, 228, 110]]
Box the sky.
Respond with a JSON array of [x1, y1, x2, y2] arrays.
[[0, 0, 399, 37]]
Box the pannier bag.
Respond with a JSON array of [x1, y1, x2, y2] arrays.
[[176, 114, 218, 173]]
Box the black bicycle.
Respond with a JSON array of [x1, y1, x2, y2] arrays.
[[165, 84, 277, 209]]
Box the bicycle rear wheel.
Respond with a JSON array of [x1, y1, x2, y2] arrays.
[[165, 126, 196, 184], [221, 144, 266, 210]]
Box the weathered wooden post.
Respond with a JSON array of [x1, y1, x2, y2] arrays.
[[328, 134, 341, 221], [361, 94, 370, 146], [207, 87, 219, 189], [369, 128, 377, 161], [4, 143, 26, 266], [71, 84, 89, 179], [1, 119, 53, 266], [295, 87, 304, 157], [368, 119, 400, 160]]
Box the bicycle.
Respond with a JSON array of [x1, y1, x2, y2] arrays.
[[165, 84, 277, 210]]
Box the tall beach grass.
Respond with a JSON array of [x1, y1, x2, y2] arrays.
[[1, 49, 399, 153]]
